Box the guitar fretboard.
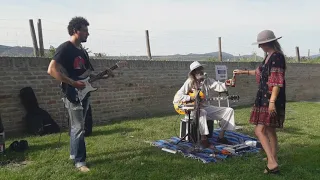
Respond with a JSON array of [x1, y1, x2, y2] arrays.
[[204, 95, 240, 101], [89, 64, 118, 83]]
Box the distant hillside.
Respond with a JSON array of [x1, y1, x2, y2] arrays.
[[311, 54, 320, 58], [0, 45, 35, 57], [0, 45, 11, 53], [0, 44, 261, 61], [151, 51, 264, 61]]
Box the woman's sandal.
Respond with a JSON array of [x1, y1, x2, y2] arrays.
[[264, 166, 280, 174]]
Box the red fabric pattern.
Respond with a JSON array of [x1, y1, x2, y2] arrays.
[[249, 105, 284, 128], [255, 67, 261, 84], [268, 67, 284, 86], [267, 57, 285, 93]]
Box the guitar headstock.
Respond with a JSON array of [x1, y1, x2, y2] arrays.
[[116, 61, 128, 68]]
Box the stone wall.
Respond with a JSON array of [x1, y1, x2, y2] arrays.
[[1, 57, 319, 134]]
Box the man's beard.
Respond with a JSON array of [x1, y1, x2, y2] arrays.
[[81, 37, 88, 42]]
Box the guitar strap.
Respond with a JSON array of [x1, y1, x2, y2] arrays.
[[80, 45, 94, 72]]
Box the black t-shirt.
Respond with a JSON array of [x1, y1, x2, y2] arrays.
[[53, 41, 93, 80], [53, 41, 94, 102]]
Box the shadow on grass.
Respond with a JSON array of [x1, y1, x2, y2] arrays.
[[88, 127, 138, 137], [277, 127, 320, 139], [233, 124, 320, 141], [83, 141, 320, 180], [277, 143, 320, 179], [28, 141, 68, 151], [278, 126, 305, 135], [86, 146, 235, 180], [0, 141, 68, 168]]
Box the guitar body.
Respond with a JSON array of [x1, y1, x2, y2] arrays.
[[173, 90, 204, 115], [76, 77, 98, 102], [173, 102, 195, 115], [173, 90, 239, 115]]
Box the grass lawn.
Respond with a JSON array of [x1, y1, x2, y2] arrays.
[[1, 101, 320, 180]]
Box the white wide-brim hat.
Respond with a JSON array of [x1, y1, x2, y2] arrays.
[[189, 61, 205, 75], [252, 30, 282, 45]]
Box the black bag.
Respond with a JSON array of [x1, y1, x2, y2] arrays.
[[19, 87, 39, 112], [19, 87, 60, 136], [24, 108, 60, 136]]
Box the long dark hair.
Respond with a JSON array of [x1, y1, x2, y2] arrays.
[[188, 71, 197, 89], [264, 40, 287, 70], [188, 66, 204, 89]]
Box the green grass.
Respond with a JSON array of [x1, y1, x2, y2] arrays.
[[1, 102, 320, 180]]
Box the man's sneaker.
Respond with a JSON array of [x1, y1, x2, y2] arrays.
[[78, 166, 90, 172]]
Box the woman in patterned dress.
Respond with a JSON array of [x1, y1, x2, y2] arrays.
[[233, 30, 286, 174]]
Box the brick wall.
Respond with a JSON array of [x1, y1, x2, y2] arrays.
[[1, 57, 320, 135]]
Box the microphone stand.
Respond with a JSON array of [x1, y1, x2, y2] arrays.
[[193, 85, 202, 152]]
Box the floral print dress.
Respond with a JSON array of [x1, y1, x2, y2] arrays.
[[249, 51, 286, 128]]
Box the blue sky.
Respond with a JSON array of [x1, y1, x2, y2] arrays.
[[0, 0, 319, 57]]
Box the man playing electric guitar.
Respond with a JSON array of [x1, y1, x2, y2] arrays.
[[173, 61, 236, 148], [47, 16, 114, 172]]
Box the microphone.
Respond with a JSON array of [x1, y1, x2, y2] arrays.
[[203, 72, 208, 79]]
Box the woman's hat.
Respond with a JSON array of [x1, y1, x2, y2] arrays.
[[189, 61, 205, 75], [252, 30, 282, 45]]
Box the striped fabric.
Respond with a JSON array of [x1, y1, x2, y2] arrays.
[[151, 130, 261, 163]]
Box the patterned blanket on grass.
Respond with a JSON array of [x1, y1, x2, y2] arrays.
[[151, 130, 261, 163]]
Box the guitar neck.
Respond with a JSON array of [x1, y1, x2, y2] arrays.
[[204, 95, 239, 101], [205, 97, 225, 101], [89, 64, 118, 83]]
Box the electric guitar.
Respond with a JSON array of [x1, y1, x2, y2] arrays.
[[173, 91, 240, 115], [62, 61, 128, 103]]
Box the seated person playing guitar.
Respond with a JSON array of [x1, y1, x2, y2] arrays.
[[173, 61, 235, 148]]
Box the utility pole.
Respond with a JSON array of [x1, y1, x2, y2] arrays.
[[29, 19, 39, 57], [218, 37, 222, 61], [37, 19, 44, 57], [296, 46, 300, 62], [145, 30, 152, 60]]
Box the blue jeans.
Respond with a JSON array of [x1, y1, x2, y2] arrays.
[[63, 97, 90, 168]]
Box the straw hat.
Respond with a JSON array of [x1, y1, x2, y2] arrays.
[[252, 30, 282, 45]]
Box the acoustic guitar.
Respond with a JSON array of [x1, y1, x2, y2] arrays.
[[173, 91, 239, 115]]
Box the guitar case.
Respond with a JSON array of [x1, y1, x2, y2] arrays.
[[19, 86, 39, 112], [19, 87, 60, 136]]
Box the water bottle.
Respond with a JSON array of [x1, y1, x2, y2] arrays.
[[0, 114, 5, 154], [245, 140, 262, 148]]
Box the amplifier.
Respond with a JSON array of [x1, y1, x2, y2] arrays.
[[179, 118, 214, 141]]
